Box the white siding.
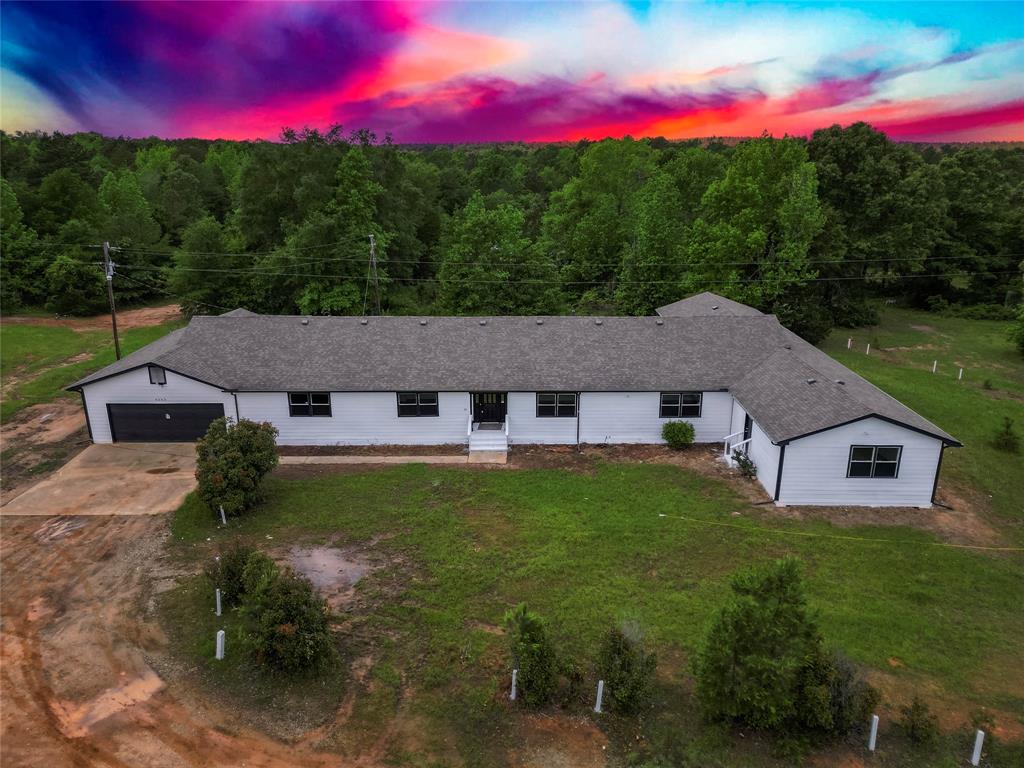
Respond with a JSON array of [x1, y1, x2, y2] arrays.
[[507, 392, 578, 444], [778, 417, 941, 507], [81, 367, 236, 443], [235, 391, 470, 446], [578, 391, 733, 444], [730, 399, 781, 499]]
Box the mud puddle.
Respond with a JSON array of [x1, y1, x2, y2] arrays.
[[287, 546, 373, 610]]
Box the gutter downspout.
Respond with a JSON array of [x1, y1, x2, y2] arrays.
[[575, 391, 581, 450], [773, 443, 786, 502], [232, 392, 240, 424], [930, 444, 945, 505]]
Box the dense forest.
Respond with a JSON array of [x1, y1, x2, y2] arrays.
[[1, 124, 1022, 343]]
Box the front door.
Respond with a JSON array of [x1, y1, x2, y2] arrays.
[[473, 392, 507, 423]]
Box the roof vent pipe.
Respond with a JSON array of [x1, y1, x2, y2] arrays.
[[711, 305, 719, 310], [360, 319, 368, 325], [806, 378, 817, 385], [301, 318, 309, 326], [479, 319, 487, 325], [655, 319, 664, 326], [536, 319, 544, 325], [595, 319, 603, 326], [419, 319, 427, 326], [835, 379, 845, 385]]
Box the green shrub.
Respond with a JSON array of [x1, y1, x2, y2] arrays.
[[731, 450, 757, 479], [992, 417, 1020, 453], [693, 557, 822, 730], [897, 696, 938, 746], [662, 421, 696, 449], [826, 653, 879, 738], [597, 621, 657, 714], [246, 567, 336, 673], [241, 551, 280, 606], [195, 417, 279, 517], [1011, 305, 1024, 356], [504, 603, 558, 708], [204, 541, 256, 607]]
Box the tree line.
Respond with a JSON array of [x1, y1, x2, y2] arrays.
[[2, 124, 1022, 342]]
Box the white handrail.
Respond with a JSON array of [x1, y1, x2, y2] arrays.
[[722, 431, 743, 441], [467, 413, 473, 438], [504, 416, 510, 437]]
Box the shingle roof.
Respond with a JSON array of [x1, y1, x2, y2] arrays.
[[657, 292, 764, 317], [68, 294, 958, 446]]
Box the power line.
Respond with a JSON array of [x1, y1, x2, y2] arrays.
[[113, 270, 237, 313], [110, 263, 1019, 286]]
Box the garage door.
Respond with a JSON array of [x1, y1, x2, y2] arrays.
[[107, 403, 225, 442]]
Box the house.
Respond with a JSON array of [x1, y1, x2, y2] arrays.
[[68, 293, 959, 507]]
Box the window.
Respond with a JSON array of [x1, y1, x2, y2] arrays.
[[536, 392, 577, 418], [397, 392, 439, 417], [288, 392, 331, 417], [148, 365, 166, 385], [660, 392, 702, 418], [847, 445, 902, 478]]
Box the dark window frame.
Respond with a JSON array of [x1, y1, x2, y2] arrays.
[[397, 391, 440, 417], [288, 391, 332, 417], [659, 391, 702, 418], [536, 391, 578, 418], [148, 365, 167, 386], [846, 445, 902, 479]]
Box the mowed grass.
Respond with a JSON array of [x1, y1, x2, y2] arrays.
[[821, 308, 1024, 534], [0, 321, 182, 420], [170, 462, 1024, 766]]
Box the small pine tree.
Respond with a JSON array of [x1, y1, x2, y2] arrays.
[[597, 622, 657, 714], [504, 604, 558, 708], [992, 417, 1020, 454], [693, 557, 822, 729]]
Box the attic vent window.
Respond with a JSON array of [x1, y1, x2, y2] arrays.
[[148, 365, 166, 386]]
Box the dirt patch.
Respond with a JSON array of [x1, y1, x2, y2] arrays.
[[285, 545, 373, 611], [509, 713, 609, 768], [0, 514, 353, 767], [279, 444, 465, 456], [768, 500, 1002, 548], [1, 401, 91, 506], [4, 304, 182, 332], [910, 324, 937, 333]]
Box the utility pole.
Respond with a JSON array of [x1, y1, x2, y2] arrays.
[[368, 233, 381, 315], [103, 241, 122, 360]]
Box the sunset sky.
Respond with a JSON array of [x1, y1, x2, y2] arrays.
[[2, 1, 1022, 143]]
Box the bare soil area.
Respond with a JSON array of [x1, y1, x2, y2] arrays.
[[0, 514, 347, 768], [279, 443, 466, 456], [3, 304, 182, 332], [1, 401, 91, 505]]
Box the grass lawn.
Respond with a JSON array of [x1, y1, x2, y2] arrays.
[[167, 461, 1024, 767], [0, 321, 182, 420], [820, 308, 1024, 538]]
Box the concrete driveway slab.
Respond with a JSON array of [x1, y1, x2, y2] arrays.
[[1, 443, 197, 516]]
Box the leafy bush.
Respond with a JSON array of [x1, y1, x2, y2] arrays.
[[694, 557, 822, 729], [204, 541, 256, 607], [662, 421, 696, 449], [897, 696, 938, 746], [1011, 305, 1024, 356], [597, 621, 657, 714], [43, 256, 107, 315], [195, 417, 279, 517], [731, 450, 757, 479], [504, 603, 558, 708], [992, 417, 1020, 453], [247, 567, 336, 673]]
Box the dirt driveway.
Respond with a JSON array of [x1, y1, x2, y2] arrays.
[[1, 443, 197, 516]]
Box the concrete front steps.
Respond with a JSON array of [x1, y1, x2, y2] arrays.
[[469, 423, 508, 463]]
